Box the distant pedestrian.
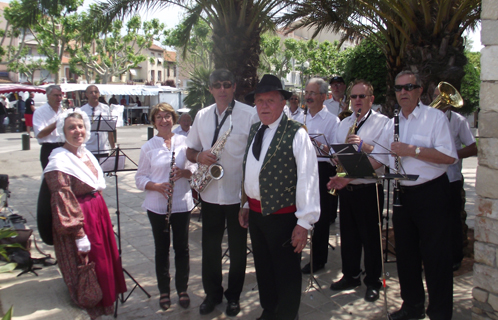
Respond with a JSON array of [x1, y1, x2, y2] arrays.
[[0, 97, 6, 133], [25, 93, 36, 137], [109, 95, 118, 105]]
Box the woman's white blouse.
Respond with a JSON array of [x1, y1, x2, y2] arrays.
[[135, 134, 195, 214]]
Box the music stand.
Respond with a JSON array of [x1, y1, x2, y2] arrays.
[[101, 146, 151, 317], [330, 143, 418, 320], [90, 115, 117, 156]]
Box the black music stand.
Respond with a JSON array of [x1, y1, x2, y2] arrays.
[[101, 146, 151, 317], [90, 115, 117, 157], [330, 144, 418, 320]]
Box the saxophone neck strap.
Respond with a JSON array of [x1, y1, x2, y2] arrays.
[[211, 100, 235, 147]]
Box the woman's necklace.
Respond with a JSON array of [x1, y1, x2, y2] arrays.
[[161, 132, 174, 149]]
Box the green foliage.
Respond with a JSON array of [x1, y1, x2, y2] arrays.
[[0, 228, 23, 273], [460, 51, 480, 115], [342, 38, 388, 105], [258, 34, 294, 79], [2, 0, 84, 83], [162, 18, 213, 74], [2, 305, 13, 320], [69, 14, 165, 84], [183, 66, 214, 119]]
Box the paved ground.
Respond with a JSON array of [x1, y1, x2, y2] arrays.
[[0, 125, 476, 319]]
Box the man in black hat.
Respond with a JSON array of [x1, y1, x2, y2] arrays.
[[324, 75, 348, 116], [239, 74, 320, 320]]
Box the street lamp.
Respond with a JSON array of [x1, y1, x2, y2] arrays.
[[300, 61, 310, 108]]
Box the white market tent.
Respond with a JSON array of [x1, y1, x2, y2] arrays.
[[40, 83, 180, 96]]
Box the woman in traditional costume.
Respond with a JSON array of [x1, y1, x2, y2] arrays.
[[44, 110, 126, 319], [135, 103, 194, 310]]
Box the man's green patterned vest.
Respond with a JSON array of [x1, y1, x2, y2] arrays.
[[242, 114, 304, 216]]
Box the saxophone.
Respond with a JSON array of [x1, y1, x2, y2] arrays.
[[329, 108, 361, 196], [190, 108, 233, 193], [164, 151, 175, 233]]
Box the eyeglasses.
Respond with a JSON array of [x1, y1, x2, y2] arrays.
[[304, 91, 322, 96], [350, 94, 371, 99], [211, 82, 233, 89], [289, 98, 299, 101], [155, 114, 172, 121], [394, 84, 421, 92]]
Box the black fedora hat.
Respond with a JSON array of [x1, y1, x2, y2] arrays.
[[245, 74, 293, 104]]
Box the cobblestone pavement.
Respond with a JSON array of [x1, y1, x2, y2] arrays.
[[0, 126, 475, 319]]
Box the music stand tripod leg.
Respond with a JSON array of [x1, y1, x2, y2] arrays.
[[108, 158, 151, 318], [305, 229, 322, 294]]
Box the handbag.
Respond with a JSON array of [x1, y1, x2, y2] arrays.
[[76, 255, 103, 309]]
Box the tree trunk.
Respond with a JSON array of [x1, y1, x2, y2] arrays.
[[211, 1, 261, 104]]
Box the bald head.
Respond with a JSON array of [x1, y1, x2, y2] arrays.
[[178, 113, 192, 132], [85, 85, 100, 107]]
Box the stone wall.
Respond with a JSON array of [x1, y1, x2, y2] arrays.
[[473, 0, 498, 318]]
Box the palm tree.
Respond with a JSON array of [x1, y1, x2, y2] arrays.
[[183, 66, 214, 117], [92, 0, 290, 102], [280, 0, 481, 114]]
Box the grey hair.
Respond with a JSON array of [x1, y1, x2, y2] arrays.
[[395, 70, 422, 86], [306, 78, 329, 94], [46, 85, 62, 96]]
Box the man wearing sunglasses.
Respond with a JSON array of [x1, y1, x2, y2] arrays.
[[324, 76, 348, 117], [239, 74, 319, 320], [186, 69, 258, 317], [329, 70, 457, 320], [329, 80, 389, 302], [300, 77, 340, 275]]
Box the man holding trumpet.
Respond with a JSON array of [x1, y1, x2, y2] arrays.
[[329, 80, 388, 302], [328, 71, 457, 320]]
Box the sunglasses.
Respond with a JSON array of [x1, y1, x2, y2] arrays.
[[394, 84, 421, 92], [350, 94, 370, 99], [211, 82, 233, 89]]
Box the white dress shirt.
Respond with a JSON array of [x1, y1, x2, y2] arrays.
[[172, 125, 190, 137], [80, 103, 112, 154], [304, 107, 340, 162], [334, 109, 389, 184], [33, 102, 64, 144], [135, 134, 195, 214], [244, 113, 320, 230], [446, 110, 476, 182], [289, 107, 304, 123], [371, 104, 458, 186], [186, 101, 259, 205], [324, 97, 346, 116]]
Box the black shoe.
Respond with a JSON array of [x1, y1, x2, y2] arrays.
[[389, 307, 425, 320], [301, 262, 325, 274], [199, 297, 222, 315], [226, 300, 240, 316], [330, 276, 361, 291], [364, 286, 380, 302]]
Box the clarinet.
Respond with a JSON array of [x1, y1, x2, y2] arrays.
[[393, 104, 402, 207], [164, 151, 175, 232]]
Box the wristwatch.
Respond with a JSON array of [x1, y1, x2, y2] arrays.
[[415, 146, 421, 157]]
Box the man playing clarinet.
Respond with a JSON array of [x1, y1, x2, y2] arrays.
[[329, 70, 457, 320], [329, 80, 388, 302]]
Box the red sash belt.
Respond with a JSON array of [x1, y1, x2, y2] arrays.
[[247, 197, 296, 214]]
